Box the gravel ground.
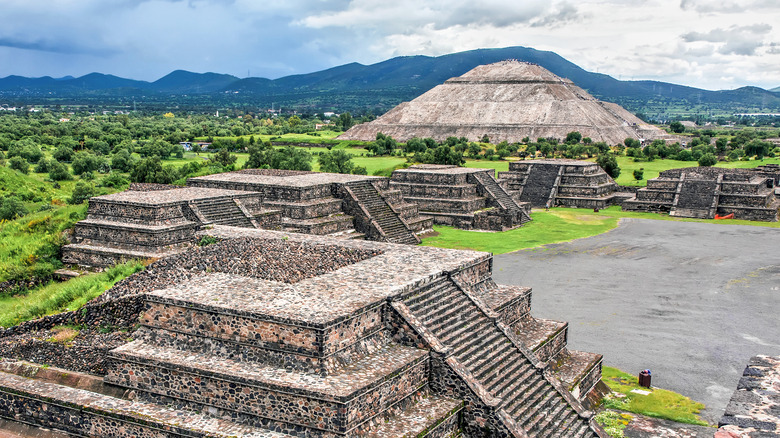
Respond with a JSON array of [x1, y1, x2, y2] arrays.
[[492, 218, 780, 424]]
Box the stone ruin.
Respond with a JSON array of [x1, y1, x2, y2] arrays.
[[0, 227, 607, 437], [497, 159, 631, 209], [389, 164, 532, 231], [338, 60, 673, 145], [717, 355, 780, 437], [63, 170, 434, 267], [62, 186, 282, 268], [188, 169, 431, 243], [623, 166, 779, 221]]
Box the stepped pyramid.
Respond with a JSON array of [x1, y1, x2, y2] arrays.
[[188, 169, 431, 244], [498, 159, 633, 209], [390, 164, 532, 230], [0, 228, 607, 437], [623, 166, 779, 221], [339, 60, 670, 145]]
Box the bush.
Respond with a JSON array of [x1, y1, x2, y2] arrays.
[[0, 196, 28, 220], [8, 156, 29, 174], [71, 151, 108, 175], [68, 181, 96, 205], [48, 162, 73, 181], [633, 168, 644, 181], [34, 157, 53, 173], [698, 153, 717, 167], [98, 172, 129, 188], [52, 146, 74, 162], [596, 153, 621, 179]]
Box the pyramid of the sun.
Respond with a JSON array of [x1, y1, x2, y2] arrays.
[[339, 60, 669, 145]]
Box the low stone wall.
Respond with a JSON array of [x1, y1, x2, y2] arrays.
[[87, 201, 187, 226], [265, 198, 342, 220], [74, 221, 197, 249]]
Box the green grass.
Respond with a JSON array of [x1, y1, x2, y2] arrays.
[[0, 261, 145, 328], [421, 208, 621, 254], [463, 159, 511, 177], [601, 367, 708, 426], [605, 156, 780, 187], [422, 206, 780, 254]]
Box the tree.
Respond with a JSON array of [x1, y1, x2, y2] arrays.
[[669, 121, 685, 133], [48, 161, 72, 181], [53, 145, 74, 162], [698, 153, 717, 167], [596, 153, 620, 178], [633, 168, 644, 181], [318, 149, 355, 174], [565, 131, 582, 144], [71, 151, 108, 175], [130, 156, 178, 183], [211, 148, 237, 168], [68, 181, 96, 204], [111, 149, 135, 172], [431, 145, 464, 166], [744, 140, 772, 159], [8, 156, 29, 174], [34, 157, 53, 173], [467, 142, 482, 158], [0, 196, 28, 220], [335, 112, 353, 131]]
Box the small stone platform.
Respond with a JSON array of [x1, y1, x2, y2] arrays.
[[188, 169, 431, 244], [62, 186, 278, 267], [623, 167, 779, 221], [498, 159, 631, 209], [390, 164, 531, 231]]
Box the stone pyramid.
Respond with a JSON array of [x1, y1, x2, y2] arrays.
[[339, 60, 669, 145]]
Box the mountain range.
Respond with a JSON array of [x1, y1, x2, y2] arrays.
[[1, 46, 778, 116]]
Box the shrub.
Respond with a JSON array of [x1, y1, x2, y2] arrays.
[[68, 181, 96, 205], [0, 196, 28, 220], [48, 162, 73, 181], [98, 172, 129, 188], [596, 153, 621, 178], [8, 156, 29, 174], [633, 168, 644, 181], [698, 153, 717, 167], [71, 151, 108, 175], [34, 157, 53, 173]]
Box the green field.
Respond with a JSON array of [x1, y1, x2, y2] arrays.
[[610, 156, 780, 186], [601, 367, 708, 426], [422, 206, 780, 255]]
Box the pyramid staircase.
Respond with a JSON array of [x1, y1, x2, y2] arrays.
[[190, 197, 256, 227], [517, 164, 561, 208], [471, 171, 532, 224], [344, 180, 420, 245], [394, 277, 601, 437]]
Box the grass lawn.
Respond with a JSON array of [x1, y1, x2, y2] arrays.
[[422, 206, 780, 254], [0, 261, 144, 328], [463, 159, 511, 177], [607, 156, 780, 187], [601, 366, 708, 426]]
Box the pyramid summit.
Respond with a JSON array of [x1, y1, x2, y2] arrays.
[[340, 60, 670, 145]]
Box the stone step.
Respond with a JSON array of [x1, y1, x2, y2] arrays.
[[436, 311, 488, 344], [489, 361, 537, 399], [107, 340, 430, 435], [0, 369, 292, 438], [362, 395, 463, 438], [404, 279, 453, 309], [512, 318, 568, 364], [528, 397, 570, 437], [419, 293, 471, 325], [504, 374, 548, 417], [549, 349, 603, 400]]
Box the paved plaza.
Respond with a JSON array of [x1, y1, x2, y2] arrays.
[[493, 218, 780, 423]]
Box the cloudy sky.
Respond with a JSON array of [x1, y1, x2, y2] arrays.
[[0, 0, 778, 91]]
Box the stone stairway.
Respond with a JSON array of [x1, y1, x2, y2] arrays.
[[518, 164, 561, 208], [400, 277, 597, 438], [471, 171, 532, 224], [670, 177, 719, 219], [346, 181, 420, 245], [191, 197, 255, 227]]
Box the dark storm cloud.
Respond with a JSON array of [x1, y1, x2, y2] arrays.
[[0, 37, 117, 56]]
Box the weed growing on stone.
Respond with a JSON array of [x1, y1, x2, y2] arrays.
[[594, 410, 632, 437]]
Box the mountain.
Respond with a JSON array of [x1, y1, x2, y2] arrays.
[[1, 46, 778, 115], [771, 86, 780, 93], [150, 70, 239, 93]]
